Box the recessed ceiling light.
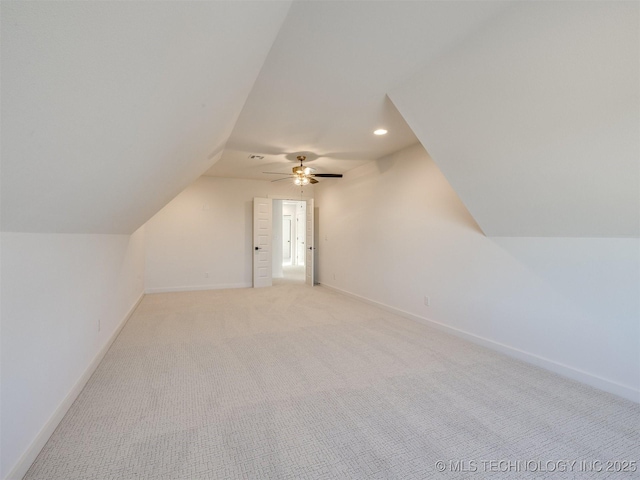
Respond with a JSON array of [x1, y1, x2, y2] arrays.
[[374, 129, 388, 135]]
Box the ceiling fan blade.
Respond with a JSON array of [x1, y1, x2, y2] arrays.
[[309, 178, 319, 184], [310, 173, 343, 178], [270, 177, 291, 183]]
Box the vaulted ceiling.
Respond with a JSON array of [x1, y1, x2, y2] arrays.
[[203, 0, 506, 180], [389, 1, 639, 237], [1, 1, 291, 233], [2, 1, 637, 237]]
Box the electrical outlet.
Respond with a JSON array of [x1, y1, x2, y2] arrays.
[[204, 272, 209, 278], [424, 296, 430, 307]]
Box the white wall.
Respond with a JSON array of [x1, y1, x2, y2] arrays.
[[144, 176, 313, 293], [0, 228, 146, 479], [316, 144, 639, 401]]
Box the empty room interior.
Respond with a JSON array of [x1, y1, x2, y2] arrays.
[[1, 1, 639, 479]]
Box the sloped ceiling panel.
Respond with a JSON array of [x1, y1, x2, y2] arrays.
[[1, 1, 291, 234], [389, 1, 639, 237]]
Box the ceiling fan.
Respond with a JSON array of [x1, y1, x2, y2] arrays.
[[263, 155, 343, 185]]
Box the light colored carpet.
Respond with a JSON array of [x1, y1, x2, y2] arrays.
[[25, 284, 639, 479], [275, 265, 306, 284]]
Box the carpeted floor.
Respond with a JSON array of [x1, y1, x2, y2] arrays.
[[275, 265, 306, 284], [25, 284, 639, 479]]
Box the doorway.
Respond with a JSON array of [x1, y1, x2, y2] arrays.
[[272, 200, 306, 284], [254, 196, 314, 288]]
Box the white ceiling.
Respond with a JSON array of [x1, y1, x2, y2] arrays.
[[203, 0, 508, 180], [389, 1, 639, 237], [1, 1, 291, 233]]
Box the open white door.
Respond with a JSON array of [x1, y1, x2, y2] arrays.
[[305, 199, 314, 286], [253, 197, 272, 288]]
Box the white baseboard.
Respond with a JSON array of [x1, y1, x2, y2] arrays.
[[145, 282, 252, 294], [4, 293, 145, 480], [319, 284, 639, 403]]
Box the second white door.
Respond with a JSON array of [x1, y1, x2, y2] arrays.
[[305, 199, 314, 286]]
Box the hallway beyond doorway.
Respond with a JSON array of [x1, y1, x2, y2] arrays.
[[274, 264, 305, 284]]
